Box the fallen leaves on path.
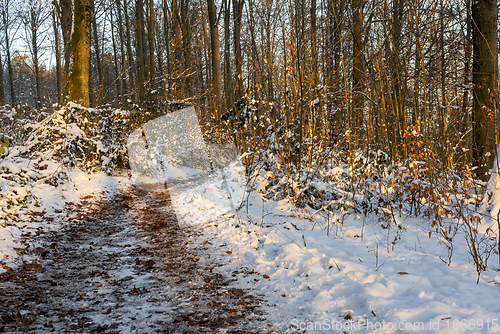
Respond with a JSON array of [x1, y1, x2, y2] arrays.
[[0, 184, 275, 333]]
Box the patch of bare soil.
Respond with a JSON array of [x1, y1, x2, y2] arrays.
[[0, 185, 276, 333]]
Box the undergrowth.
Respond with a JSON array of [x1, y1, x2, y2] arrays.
[[209, 96, 498, 282]]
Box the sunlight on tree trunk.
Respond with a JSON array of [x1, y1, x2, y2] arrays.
[[472, 0, 497, 180], [68, 0, 92, 107], [207, 0, 222, 119]]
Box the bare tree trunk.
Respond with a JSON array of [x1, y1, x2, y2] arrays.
[[162, 0, 171, 95], [391, 0, 404, 155], [2, 7, 15, 105], [148, 0, 155, 91], [0, 53, 4, 105], [92, 8, 103, 103], [68, 0, 93, 107], [172, 0, 180, 99], [232, 0, 244, 101], [136, 0, 146, 102], [110, 6, 121, 106], [352, 0, 364, 144], [115, 0, 127, 103], [180, 0, 192, 96], [461, 0, 472, 134], [53, 8, 63, 105], [472, 0, 498, 179], [207, 0, 222, 118], [438, 0, 447, 161], [155, 18, 164, 92], [30, 10, 42, 108], [202, 7, 211, 111], [310, 0, 319, 87], [223, 0, 232, 109], [123, 0, 135, 99], [88, 47, 94, 106], [310, 0, 320, 132], [60, 0, 72, 98], [328, 0, 344, 142]]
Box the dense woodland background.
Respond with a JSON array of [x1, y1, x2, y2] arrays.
[[0, 0, 498, 279], [0, 0, 498, 181]]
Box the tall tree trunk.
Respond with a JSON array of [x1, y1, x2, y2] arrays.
[[60, 0, 72, 98], [162, 0, 171, 95], [207, 0, 222, 118], [123, 0, 135, 99], [461, 0, 472, 134], [110, 7, 121, 106], [68, 0, 93, 107], [326, 0, 334, 91], [29, 10, 42, 108], [232, 0, 244, 101], [115, 1, 127, 103], [155, 19, 164, 94], [223, 0, 232, 109], [202, 7, 211, 111], [310, 0, 320, 132], [0, 53, 5, 105], [328, 0, 344, 142], [310, 0, 319, 87], [148, 0, 155, 91], [180, 0, 192, 95], [92, 8, 103, 103], [391, 0, 404, 155], [136, 0, 146, 102], [352, 0, 364, 144], [439, 0, 446, 161], [472, 0, 498, 180], [172, 0, 181, 98], [53, 8, 63, 105], [2, 7, 15, 106]]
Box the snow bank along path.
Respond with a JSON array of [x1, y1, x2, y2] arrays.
[[172, 163, 500, 334], [0, 183, 277, 333]]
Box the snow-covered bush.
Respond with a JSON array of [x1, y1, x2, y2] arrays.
[[210, 96, 495, 278], [0, 101, 185, 228]]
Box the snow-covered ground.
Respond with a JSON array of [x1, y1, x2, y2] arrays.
[[3, 152, 500, 333], [0, 156, 127, 272], [172, 162, 500, 333]]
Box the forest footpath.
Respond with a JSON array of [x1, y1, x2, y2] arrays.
[[0, 183, 276, 333]]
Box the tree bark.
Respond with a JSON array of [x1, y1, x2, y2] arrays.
[[115, 0, 127, 103], [2, 7, 15, 105], [0, 53, 4, 105], [29, 10, 42, 108], [162, 0, 171, 95], [136, 0, 146, 102], [180, 0, 192, 96], [68, 0, 93, 107], [148, 0, 155, 91], [461, 0, 472, 133], [171, 0, 181, 99], [232, 0, 244, 101], [59, 0, 72, 98], [310, 0, 319, 87], [472, 0, 498, 180], [91, 8, 103, 103], [123, 0, 135, 99], [352, 0, 364, 143], [207, 0, 222, 118], [110, 6, 121, 106], [223, 0, 232, 109], [53, 8, 63, 105]]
